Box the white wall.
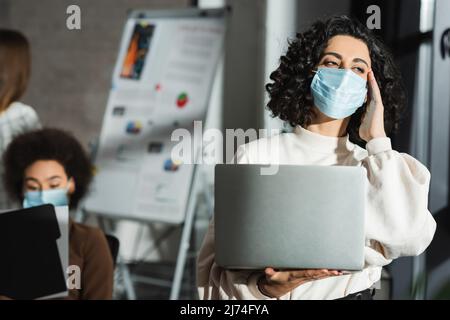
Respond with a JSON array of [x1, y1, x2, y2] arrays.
[[262, 0, 351, 131]]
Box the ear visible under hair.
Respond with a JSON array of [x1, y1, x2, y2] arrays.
[[68, 177, 76, 194]]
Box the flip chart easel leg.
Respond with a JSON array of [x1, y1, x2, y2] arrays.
[[169, 164, 200, 300]]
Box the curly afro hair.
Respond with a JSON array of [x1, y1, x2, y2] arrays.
[[266, 15, 406, 146], [2, 128, 93, 209]]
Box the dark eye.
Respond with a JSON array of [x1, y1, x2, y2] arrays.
[[353, 66, 365, 74], [50, 184, 61, 189], [26, 185, 39, 191], [324, 60, 338, 67]]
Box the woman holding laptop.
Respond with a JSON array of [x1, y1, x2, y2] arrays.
[[197, 15, 436, 300]]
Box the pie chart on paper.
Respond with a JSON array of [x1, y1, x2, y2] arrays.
[[176, 92, 189, 108], [125, 121, 142, 134]]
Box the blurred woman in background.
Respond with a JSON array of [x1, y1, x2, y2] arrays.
[[0, 29, 41, 210], [2, 128, 114, 300]]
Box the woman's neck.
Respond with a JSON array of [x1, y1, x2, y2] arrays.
[[306, 109, 350, 137]]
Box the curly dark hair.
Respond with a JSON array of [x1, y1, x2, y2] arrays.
[[2, 128, 93, 209], [266, 15, 406, 146]]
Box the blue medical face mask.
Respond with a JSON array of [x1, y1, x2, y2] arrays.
[[23, 180, 71, 208], [310, 67, 368, 119]]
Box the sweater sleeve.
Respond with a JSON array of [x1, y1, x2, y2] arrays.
[[197, 145, 280, 300], [80, 228, 114, 299], [362, 138, 437, 267]]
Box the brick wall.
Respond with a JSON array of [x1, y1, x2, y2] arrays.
[[0, 0, 190, 146]]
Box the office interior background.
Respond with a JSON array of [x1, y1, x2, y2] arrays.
[[0, 0, 449, 300]]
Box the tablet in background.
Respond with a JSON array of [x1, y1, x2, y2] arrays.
[[0, 204, 68, 300]]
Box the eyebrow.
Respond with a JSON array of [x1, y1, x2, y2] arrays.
[[47, 176, 63, 181], [322, 52, 370, 68], [24, 176, 63, 183], [24, 177, 40, 183]]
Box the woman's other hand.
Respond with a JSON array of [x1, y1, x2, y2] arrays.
[[359, 70, 387, 142], [257, 267, 343, 298]]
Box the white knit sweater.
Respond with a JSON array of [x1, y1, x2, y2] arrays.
[[197, 125, 436, 300], [0, 102, 41, 209]]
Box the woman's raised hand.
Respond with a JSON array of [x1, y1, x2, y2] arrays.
[[359, 70, 387, 142]]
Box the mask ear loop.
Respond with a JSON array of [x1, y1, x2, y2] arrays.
[[364, 69, 372, 103]]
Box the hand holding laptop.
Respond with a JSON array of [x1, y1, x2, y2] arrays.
[[257, 268, 343, 298]]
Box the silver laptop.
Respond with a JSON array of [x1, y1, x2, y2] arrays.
[[214, 164, 366, 271]]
